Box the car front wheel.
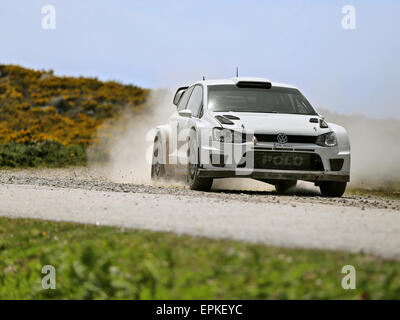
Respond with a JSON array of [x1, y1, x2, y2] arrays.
[[319, 181, 347, 197], [151, 138, 165, 180]]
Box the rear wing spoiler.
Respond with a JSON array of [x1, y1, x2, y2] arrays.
[[173, 86, 188, 106]]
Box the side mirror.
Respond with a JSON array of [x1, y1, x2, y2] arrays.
[[173, 86, 188, 106], [178, 109, 192, 118]]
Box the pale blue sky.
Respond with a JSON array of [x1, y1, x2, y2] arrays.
[[1, 0, 399, 118]]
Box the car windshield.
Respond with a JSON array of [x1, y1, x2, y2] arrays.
[[207, 85, 317, 115]]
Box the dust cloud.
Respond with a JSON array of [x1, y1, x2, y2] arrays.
[[321, 109, 400, 189], [88, 89, 176, 184]]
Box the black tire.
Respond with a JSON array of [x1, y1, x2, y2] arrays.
[[275, 180, 297, 195], [319, 181, 347, 197], [187, 130, 213, 191], [151, 138, 166, 180]]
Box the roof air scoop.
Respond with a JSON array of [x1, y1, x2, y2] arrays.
[[232, 77, 272, 89]]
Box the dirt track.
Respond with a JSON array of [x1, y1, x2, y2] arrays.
[[1, 168, 400, 260]]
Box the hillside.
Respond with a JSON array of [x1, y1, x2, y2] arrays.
[[0, 64, 149, 167]]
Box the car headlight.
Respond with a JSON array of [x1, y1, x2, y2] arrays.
[[212, 128, 244, 143], [315, 132, 337, 147]]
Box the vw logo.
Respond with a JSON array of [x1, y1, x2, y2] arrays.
[[276, 133, 288, 144]]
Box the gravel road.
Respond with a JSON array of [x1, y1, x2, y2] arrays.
[[1, 168, 400, 259]]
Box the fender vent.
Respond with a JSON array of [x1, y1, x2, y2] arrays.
[[215, 115, 234, 125], [223, 115, 240, 120]]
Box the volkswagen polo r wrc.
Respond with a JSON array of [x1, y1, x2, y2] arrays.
[[151, 77, 350, 197]]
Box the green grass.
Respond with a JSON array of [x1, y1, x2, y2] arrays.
[[0, 142, 86, 168], [0, 217, 399, 299]]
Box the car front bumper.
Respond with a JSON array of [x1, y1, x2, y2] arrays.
[[198, 141, 350, 183]]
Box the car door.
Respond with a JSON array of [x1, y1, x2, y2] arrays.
[[169, 86, 194, 170], [186, 85, 203, 119], [177, 85, 204, 171]]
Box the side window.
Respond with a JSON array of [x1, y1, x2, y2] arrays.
[[177, 86, 194, 111], [294, 95, 311, 114], [186, 85, 203, 118]]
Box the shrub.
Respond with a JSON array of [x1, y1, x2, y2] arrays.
[[0, 141, 86, 167]]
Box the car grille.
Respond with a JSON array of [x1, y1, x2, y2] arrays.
[[254, 134, 317, 144], [253, 151, 324, 171]]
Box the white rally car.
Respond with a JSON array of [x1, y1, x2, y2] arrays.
[[151, 77, 350, 197]]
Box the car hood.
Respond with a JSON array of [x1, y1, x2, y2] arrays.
[[212, 112, 328, 136]]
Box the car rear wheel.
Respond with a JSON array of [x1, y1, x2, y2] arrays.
[[187, 131, 213, 191], [275, 180, 297, 195], [151, 138, 166, 180], [319, 181, 347, 197]]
